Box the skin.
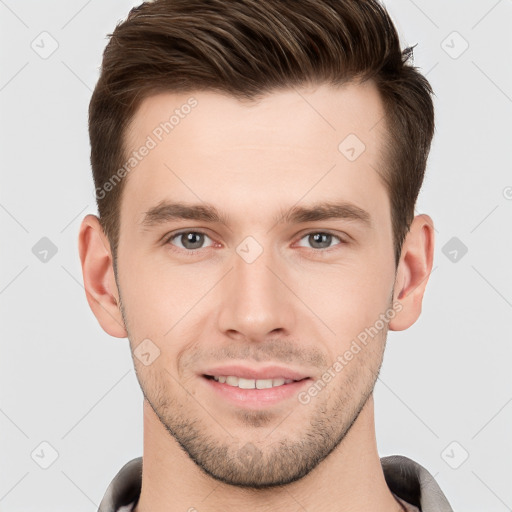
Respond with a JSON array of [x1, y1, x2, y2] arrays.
[[79, 80, 434, 512]]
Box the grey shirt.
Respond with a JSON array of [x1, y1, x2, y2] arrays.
[[98, 454, 453, 512]]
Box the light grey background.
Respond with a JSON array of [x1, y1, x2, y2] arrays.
[[1, 1, 511, 511]]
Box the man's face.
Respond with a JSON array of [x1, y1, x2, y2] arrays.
[[115, 81, 397, 487]]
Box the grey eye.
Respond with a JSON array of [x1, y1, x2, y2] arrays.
[[297, 232, 342, 250], [168, 231, 213, 250]]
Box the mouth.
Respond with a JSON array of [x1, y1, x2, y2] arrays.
[[201, 373, 312, 408], [203, 374, 309, 389]]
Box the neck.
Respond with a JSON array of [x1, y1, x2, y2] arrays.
[[133, 395, 402, 512]]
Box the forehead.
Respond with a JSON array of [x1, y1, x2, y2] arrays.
[[121, 81, 390, 231], [126, 80, 386, 154]]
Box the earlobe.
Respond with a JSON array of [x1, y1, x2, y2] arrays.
[[388, 214, 435, 332], [78, 214, 128, 338]]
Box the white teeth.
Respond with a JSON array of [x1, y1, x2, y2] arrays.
[[256, 379, 273, 389], [238, 377, 255, 389], [211, 375, 295, 389], [225, 376, 238, 386]]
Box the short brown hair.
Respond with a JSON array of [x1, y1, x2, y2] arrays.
[[89, 0, 435, 266]]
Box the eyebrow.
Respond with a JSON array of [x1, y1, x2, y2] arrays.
[[140, 200, 372, 229], [278, 201, 371, 227]]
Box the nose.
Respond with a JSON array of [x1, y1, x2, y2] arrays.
[[216, 241, 296, 342]]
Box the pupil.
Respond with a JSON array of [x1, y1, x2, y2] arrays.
[[311, 233, 330, 248], [184, 232, 203, 249]]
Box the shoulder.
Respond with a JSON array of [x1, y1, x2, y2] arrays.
[[381, 454, 453, 512]]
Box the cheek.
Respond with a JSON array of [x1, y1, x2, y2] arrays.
[[290, 255, 394, 340], [118, 251, 197, 328]]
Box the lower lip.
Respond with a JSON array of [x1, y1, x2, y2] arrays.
[[202, 376, 311, 408]]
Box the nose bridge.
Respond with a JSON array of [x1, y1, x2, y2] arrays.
[[216, 238, 295, 339]]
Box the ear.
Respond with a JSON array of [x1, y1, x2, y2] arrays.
[[78, 214, 127, 338], [388, 214, 435, 331]]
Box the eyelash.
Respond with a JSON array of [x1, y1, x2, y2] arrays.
[[164, 229, 347, 256]]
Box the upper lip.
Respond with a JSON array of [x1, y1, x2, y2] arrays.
[[202, 364, 310, 381]]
